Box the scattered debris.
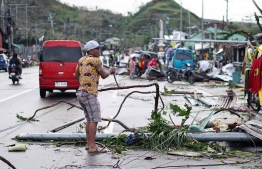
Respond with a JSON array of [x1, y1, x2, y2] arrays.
[[167, 151, 202, 157], [8, 144, 27, 152]]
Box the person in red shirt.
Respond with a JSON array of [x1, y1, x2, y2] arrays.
[[147, 58, 159, 69], [248, 55, 262, 94]]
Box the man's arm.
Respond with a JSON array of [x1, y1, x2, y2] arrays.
[[99, 67, 116, 79], [74, 66, 80, 81]]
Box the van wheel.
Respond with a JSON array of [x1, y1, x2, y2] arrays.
[[40, 89, 46, 98]]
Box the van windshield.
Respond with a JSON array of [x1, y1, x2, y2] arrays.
[[176, 53, 192, 60], [40, 46, 82, 62]]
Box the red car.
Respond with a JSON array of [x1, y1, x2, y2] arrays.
[[39, 40, 83, 97]]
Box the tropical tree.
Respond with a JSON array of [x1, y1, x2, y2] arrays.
[[252, 0, 262, 31]]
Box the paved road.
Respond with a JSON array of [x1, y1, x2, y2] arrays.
[[0, 67, 261, 169]]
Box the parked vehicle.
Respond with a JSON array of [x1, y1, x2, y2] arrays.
[[39, 40, 83, 98], [22, 59, 29, 68], [9, 64, 19, 84], [166, 63, 196, 84], [0, 53, 8, 72], [133, 51, 159, 77], [172, 48, 194, 70]]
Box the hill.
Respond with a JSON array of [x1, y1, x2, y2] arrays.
[[7, 0, 260, 49]]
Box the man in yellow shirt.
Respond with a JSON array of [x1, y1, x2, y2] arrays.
[[74, 40, 115, 153]]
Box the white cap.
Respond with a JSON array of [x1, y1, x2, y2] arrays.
[[84, 40, 103, 51]]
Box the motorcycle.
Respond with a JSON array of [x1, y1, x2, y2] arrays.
[[166, 63, 196, 84], [9, 64, 19, 84], [22, 59, 29, 68], [134, 64, 146, 77]]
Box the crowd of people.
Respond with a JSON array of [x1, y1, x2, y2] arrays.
[[129, 53, 163, 79]]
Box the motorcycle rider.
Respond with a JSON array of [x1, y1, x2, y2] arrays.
[[147, 57, 159, 69], [9, 53, 23, 79]]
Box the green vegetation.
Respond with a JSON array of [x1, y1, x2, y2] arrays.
[[10, 0, 260, 49], [16, 114, 38, 121]]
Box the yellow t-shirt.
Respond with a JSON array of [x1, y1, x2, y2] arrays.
[[76, 55, 103, 97]]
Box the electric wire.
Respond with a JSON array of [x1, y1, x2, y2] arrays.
[[0, 98, 77, 133], [151, 156, 261, 169]]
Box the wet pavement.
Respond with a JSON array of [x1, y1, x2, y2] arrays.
[[0, 69, 262, 169]]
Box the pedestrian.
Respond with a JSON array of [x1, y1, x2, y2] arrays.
[[129, 56, 136, 79], [165, 46, 173, 71], [74, 40, 116, 153]]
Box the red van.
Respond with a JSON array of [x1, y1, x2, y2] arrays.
[[39, 40, 83, 97]]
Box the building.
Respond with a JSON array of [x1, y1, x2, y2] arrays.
[[105, 37, 120, 50]]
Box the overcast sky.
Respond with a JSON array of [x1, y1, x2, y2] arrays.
[[59, 0, 261, 22]]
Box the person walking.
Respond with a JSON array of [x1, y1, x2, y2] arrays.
[[165, 46, 173, 71], [129, 56, 136, 79], [74, 40, 116, 153]]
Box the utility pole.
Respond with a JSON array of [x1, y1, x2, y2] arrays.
[[225, 0, 228, 22], [35, 22, 37, 54], [179, 0, 182, 40], [63, 22, 66, 39], [188, 9, 191, 35], [7, 2, 11, 55], [201, 0, 204, 53], [1, 0, 5, 34], [48, 12, 55, 39], [26, 3, 28, 47]]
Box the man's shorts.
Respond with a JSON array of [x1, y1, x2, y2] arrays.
[[76, 90, 101, 122]]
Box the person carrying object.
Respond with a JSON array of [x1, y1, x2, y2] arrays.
[[8, 53, 23, 79], [74, 40, 116, 153]]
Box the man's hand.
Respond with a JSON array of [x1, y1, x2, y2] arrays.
[[110, 67, 116, 74]]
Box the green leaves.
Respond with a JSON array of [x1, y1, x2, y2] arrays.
[[16, 114, 38, 121], [170, 103, 192, 126], [162, 86, 177, 95], [148, 110, 170, 133]]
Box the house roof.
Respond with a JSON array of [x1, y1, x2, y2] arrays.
[[185, 27, 228, 47], [227, 34, 246, 41], [105, 37, 120, 41], [184, 27, 247, 49]]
